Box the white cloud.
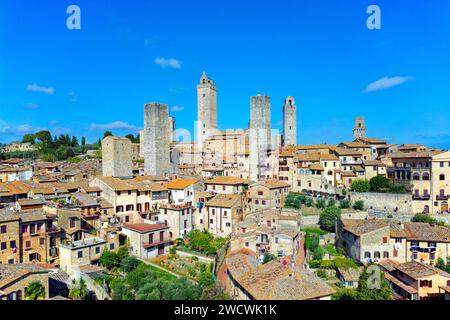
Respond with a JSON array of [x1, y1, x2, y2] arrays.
[[363, 76, 415, 93], [171, 106, 184, 112], [154, 57, 181, 69], [24, 102, 39, 109], [88, 121, 141, 132], [0, 121, 45, 138], [26, 84, 55, 95]]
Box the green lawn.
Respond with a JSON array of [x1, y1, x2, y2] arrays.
[[143, 263, 178, 281]]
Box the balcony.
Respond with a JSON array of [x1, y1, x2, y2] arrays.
[[143, 238, 172, 248], [436, 195, 449, 201], [412, 194, 430, 201]]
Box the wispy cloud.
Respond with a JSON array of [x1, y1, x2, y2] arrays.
[[26, 84, 55, 95], [53, 127, 71, 134], [0, 120, 45, 138], [24, 102, 39, 110], [68, 91, 78, 103], [171, 106, 184, 112], [88, 121, 140, 132], [48, 120, 60, 125], [154, 57, 181, 69], [363, 76, 415, 93]]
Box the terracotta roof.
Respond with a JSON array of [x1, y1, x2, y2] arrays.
[[337, 267, 362, 282], [334, 148, 363, 156], [164, 179, 197, 190], [403, 223, 450, 242], [0, 264, 49, 289], [205, 176, 251, 185], [341, 219, 389, 236], [232, 259, 336, 300], [395, 261, 450, 280], [384, 272, 417, 294], [0, 210, 20, 222], [122, 222, 169, 233], [262, 179, 290, 189], [206, 194, 241, 208]]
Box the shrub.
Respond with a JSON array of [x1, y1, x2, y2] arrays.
[[411, 213, 437, 225], [369, 176, 391, 192], [327, 199, 336, 207], [339, 199, 351, 209], [391, 184, 406, 194], [315, 198, 326, 209], [262, 252, 277, 264], [305, 197, 314, 207], [352, 200, 365, 211], [25, 281, 46, 300], [316, 269, 327, 279], [350, 179, 370, 192]]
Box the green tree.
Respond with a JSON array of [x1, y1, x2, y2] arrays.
[[22, 133, 36, 144], [103, 131, 113, 139], [25, 281, 46, 300], [369, 176, 391, 192], [121, 256, 140, 273], [332, 288, 358, 300], [350, 179, 370, 192], [262, 252, 277, 264], [68, 278, 88, 300], [71, 136, 79, 147], [357, 264, 392, 300], [34, 130, 53, 149], [81, 136, 86, 146], [319, 206, 341, 232], [390, 184, 406, 194], [100, 250, 120, 269], [352, 200, 365, 211], [197, 272, 214, 288]]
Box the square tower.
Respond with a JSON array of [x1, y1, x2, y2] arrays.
[[249, 94, 271, 181], [102, 136, 133, 179], [353, 117, 367, 141], [282, 96, 297, 146], [143, 102, 171, 176], [197, 71, 217, 152]]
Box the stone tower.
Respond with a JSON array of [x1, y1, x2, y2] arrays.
[[143, 102, 171, 176], [197, 71, 217, 152], [102, 136, 133, 179], [249, 95, 271, 181], [353, 117, 367, 141], [282, 96, 297, 146]]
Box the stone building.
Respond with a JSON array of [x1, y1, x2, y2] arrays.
[[353, 117, 367, 140], [282, 96, 297, 146], [249, 95, 272, 181], [121, 222, 171, 259], [143, 102, 171, 176], [0, 210, 20, 264], [0, 264, 50, 300], [197, 71, 218, 152], [102, 136, 132, 179], [59, 237, 108, 274]]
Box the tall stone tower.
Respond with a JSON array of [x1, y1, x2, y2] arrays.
[[197, 71, 217, 152], [102, 136, 133, 179], [249, 95, 271, 181], [282, 96, 297, 146], [353, 117, 367, 141], [143, 102, 171, 176]]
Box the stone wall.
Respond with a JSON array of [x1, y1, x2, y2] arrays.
[[282, 96, 296, 146], [349, 192, 413, 214]]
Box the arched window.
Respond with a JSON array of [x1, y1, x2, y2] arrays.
[[422, 173, 430, 181], [413, 173, 420, 180]]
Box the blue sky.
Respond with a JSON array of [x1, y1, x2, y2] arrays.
[[0, 0, 449, 148]]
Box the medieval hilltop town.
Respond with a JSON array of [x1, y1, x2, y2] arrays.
[[0, 72, 450, 301]]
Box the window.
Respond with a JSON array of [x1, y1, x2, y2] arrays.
[[440, 174, 445, 181], [125, 216, 130, 223], [411, 241, 419, 246], [258, 191, 263, 196], [39, 238, 45, 245], [364, 252, 371, 259], [0, 225, 6, 234], [255, 200, 259, 205], [382, 237, 388, 243], [226, 222, 231, 227], [70, 218, 76, 228], [77, 251, 83, 258], [95, 247, 100, 254], [440, 162, 444, 168], [395, 238, 402, 243], [222, 185, 226, 191], [10, 240, 16, 248], [210, 219, 213, 224], [262, 200, 266, 205], [1, 242, 6, 250], [109, 243, 115, 250], [383, 252, 389, 258], [374, 252, 381, 259], [428, 242, 436, 247], [245, 242, 249, 247]]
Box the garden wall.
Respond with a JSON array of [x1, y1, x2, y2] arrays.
[[349, 192, 413, 214], [175, 249, 215, 264]]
